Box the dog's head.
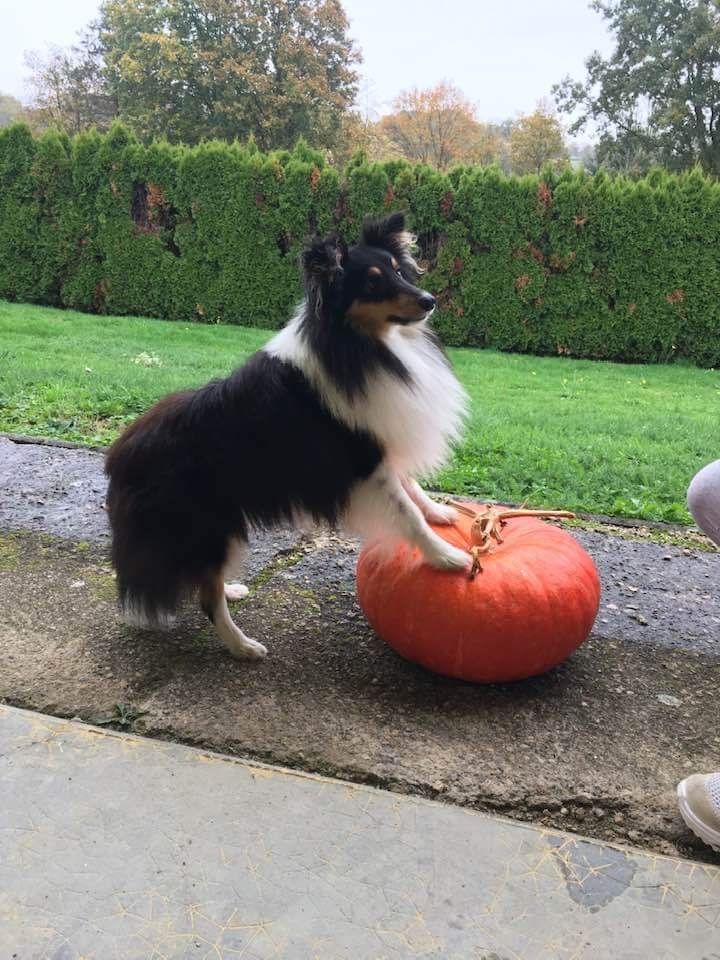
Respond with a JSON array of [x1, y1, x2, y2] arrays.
[[301, 212, 435, 336]]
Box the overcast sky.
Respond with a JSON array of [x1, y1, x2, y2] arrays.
[[1, 0, 614, 124]]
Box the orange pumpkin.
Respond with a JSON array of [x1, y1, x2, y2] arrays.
[[356, 503, 601, 683]]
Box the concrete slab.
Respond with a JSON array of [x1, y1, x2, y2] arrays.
[[2, 705, 719, 960], [1, 437, 720, 863]]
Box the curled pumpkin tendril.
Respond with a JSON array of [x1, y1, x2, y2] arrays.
[[446, 500, 576, 578]]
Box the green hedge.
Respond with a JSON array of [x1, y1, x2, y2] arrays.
[[2, 122, 719, 366]]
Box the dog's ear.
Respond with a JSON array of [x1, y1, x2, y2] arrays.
[[301, 235, 346, 282], [361, 212, 423, 276], [301, 235, 346, 315], [361, 211, 406, 250]]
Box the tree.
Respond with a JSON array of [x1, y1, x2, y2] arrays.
[[25, 29, 118, 135], [554, 0, 720, 175], [98, 0, 360, 149], [467, 123, 508, 168], [508, 108, 569, 174], [333, 111, 399, 166], [0, 93, 24, 128], [330, 75, 400, 165], [380, 82, 488, 170]]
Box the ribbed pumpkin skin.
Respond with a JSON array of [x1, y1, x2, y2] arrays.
[[356, 504, 601, 683]]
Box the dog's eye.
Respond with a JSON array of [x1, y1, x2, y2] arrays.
[[396, 268, 403, 277]]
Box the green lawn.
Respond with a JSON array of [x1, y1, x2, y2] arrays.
[[1, 300, 718, 523]]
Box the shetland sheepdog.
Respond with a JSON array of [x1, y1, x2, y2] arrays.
[[105, 212, 471, 659]]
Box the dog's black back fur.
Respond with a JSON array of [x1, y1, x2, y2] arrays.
[[106, 352, 382, 622]]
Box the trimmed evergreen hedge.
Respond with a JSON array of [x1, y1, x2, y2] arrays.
[[1, 122, 719, 366]]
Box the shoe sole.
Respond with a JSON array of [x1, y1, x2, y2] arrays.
[[677, 779, 720, 852]]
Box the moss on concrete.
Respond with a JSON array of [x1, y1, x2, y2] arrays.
[[85, 569, 117, 601], [0, 533, 20, 572], [250, 546, 309, 589]]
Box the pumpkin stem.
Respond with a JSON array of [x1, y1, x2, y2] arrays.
[[446, 500, 576, 578], [495, 509, 576, 521]]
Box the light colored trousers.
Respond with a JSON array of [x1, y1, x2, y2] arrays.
[[687, 460, 720, 547]]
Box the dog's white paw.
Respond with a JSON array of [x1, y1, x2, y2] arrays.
[[224, 581, 250, 602], [424, 502, 458, 525], [230, 637, 268, 660], [423, 541, 472, 572]]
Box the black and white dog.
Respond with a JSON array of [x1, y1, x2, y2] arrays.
[[105, 212, 471, 659]]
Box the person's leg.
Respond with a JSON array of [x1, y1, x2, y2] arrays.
[[687, 459, 720, 546], [677, 461, 720, 851]]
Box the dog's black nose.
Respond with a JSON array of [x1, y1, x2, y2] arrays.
[[419, 294, 436, 311]]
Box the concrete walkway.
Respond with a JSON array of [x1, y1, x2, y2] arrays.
[[2, 705, 719, 960], [1, 436, 720, 864]]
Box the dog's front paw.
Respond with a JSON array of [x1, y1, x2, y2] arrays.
[[423, 540, 472, 572], [424, 502, 458, 525]]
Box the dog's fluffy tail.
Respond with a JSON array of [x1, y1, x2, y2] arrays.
[[105, 403, 191, 629], [117, 588, 178, 630], [108, 506, 185, 630]]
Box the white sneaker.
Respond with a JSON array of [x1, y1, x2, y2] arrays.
[[677, 772, 720, 852]]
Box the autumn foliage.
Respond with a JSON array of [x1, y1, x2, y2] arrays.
[[24, 0, 360, 151], [379, 82, 497, 171], [509, 109, 569, 174]]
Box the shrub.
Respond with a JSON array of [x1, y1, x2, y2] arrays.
[[1, 122, 718, 366]]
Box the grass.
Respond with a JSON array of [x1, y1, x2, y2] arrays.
[[1, 300, 718, 523]]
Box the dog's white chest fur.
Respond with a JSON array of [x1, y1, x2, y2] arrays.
[[266, 317, 468, 476]]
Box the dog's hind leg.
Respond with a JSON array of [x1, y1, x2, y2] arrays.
[[199, 568, 267, 660], [223, 538, 250, 602]]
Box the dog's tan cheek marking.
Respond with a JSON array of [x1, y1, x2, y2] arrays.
[[347, 299, 394, 337], [368, 266, 382, 277], [393, 292, 426, 319]]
